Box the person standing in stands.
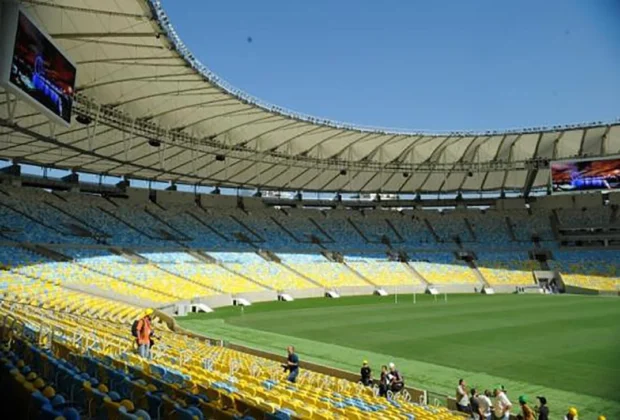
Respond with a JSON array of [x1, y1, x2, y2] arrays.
[[493, 385, 512, 420], [536, 396, 549, 420], [564, 407, 578, 420], [136, 309, 154, 359], [517, 395, 535, 420], [478, 390, 493, 420], [388, 362, 404, 394], [469, 388, 483, 420], [284, 346, 299, 383], [378, 365, 390, 397], [456, 378, 471, 413], [360, 360, 372, 386]]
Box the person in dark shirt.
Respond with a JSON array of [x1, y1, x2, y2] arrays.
[[360, 360, 372, 386], [536, 396, 549, 420], [378, 365, 389, 398], [284, 346, 299, 383], [470, 388, 483, 420]]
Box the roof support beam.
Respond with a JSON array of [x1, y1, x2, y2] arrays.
[[50, 32, 163, 39], [23, 1, 151, 19]]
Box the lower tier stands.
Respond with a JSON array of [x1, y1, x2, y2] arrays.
[[347, 261, 422, 287], [285, 263, 369, 288], [0, 293, 463, 419], [550, 250, 620, 291], [409, 254, 480, 285], [476, 252, 538, 286]]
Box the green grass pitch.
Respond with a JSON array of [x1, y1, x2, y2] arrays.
[[177, 294, 620, 419]]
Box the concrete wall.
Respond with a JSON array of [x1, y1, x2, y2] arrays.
[[432, 284, 481, 294], [335, 286, 375, 296], [121, 187, 150, 206], [157, 190, 195, 207], [284, 288, 325, 299], [376, 284, 426, 294], [199, 194, 238, 209], [194, 294, 234, 309], [235, 290, 279, 303]]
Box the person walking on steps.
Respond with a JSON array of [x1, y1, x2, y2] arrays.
[[134, 309, 154, 359]]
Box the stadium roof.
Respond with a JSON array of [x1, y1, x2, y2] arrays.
[[0, 0, 619, 193]]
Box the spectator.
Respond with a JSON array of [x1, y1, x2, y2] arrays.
[[388, 362, 404, 394], [283, 346, 299, 383], [536, 396, 549, 420], [456, 378, 470, 414], [517, 395, 535, 420], [360, 360, 372, 386], [378, 365, 389, 398], [493, 385, 512, 420], [564, 407, 578, 420], [478, 390, 493, 420], [136, 309, 154, 359], [469, 388, 483, 420]]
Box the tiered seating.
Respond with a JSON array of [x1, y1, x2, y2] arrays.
[[557, 207, 611, 227], [281, 254, 368, 288], [467, 211, 512, 244], [349, 213, 402, 243], [390, 213, 437, 246], [53, 193, 156, 246], [410, 253, 480, 284], [0, 303, 463, 419], [476, 252, 538, 285], [509, 210, 555, 242], [76, 255, 215, 300], [271, 209, 333, 244], [321, 212, 368, 250], [107, 200, 184, 241], [550, 251, 619, 291], [0, 187, 95, 244], [223, 261, 316, 291], [17, 259, 175, 305], [234, 209, 312, 251], [347, 260, 421, 286], [155, 261, 267, 294], [425, 212, 473, 242], [146, 206, 227, 248], [2, 274, 144, 323]]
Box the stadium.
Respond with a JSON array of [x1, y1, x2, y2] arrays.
[[0, 0, 619, 419]]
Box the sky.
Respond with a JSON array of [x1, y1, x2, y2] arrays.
[[161, 0, 620, 133]]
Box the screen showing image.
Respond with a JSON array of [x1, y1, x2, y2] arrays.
[[551, 158, 620, 193], [9, 11, 76, 124]]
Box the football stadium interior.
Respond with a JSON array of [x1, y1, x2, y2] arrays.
[[0, 1, 619, 419]]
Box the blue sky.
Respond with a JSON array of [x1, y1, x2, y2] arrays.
[[161, 0, 620, 132]]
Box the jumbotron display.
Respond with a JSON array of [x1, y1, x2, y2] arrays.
[[551, 157, 620, 193], [0, 6, 76, 126]]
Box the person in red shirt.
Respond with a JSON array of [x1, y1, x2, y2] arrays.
[[136, 309, 154, 359]]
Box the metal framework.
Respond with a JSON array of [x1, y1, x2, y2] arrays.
[[0, 0, 618, 193]]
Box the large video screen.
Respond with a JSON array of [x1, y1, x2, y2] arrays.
[[551, 158, 620, 193], [8, 11, 76, 125]]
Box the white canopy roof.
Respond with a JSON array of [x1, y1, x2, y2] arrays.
[[1, 0, 619, 193]]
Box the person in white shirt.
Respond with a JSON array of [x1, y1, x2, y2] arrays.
[[456, 379, 471, 414], [493, 386, 512, 420], [478, 389, 493, 420]]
